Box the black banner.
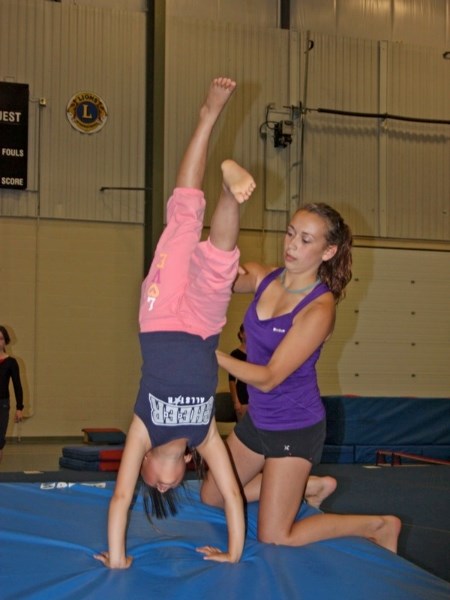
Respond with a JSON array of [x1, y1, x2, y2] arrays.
[[0, 82, 29, 190]]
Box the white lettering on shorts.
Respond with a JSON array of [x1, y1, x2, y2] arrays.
[[149, 393, 214, 426]]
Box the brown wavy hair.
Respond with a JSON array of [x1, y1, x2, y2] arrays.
[[297, 203, 353, 303]]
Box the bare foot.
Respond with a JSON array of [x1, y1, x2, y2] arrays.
[[200, 77, 237, 124], [221, 159, 256, 203], [370, 515, 402, 553], [305, 475, 337, 509]]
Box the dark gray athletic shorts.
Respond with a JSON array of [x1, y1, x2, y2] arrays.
[[233, 411, 326, 464]]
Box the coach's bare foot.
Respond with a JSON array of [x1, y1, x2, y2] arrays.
[[221, 160, 256, 203], [305, 476, 337, 509], [371, 515, 402, 553], [200, 77, 236, 124]]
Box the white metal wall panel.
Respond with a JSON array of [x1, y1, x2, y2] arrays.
[[300, 33, 382, 235], [63, 0, 146, 10], [39, 2, 146, 222], [166, 0, 278, 27], [302, 112, 381, 236], [392, 0, 449, 48], [164, 17, 449, 243], [388, 42, 450, 121], [386, 121, 450, 240], [385, 42, 450, 240], [290, 0, 450, 48], [0, 0, 146, 223]]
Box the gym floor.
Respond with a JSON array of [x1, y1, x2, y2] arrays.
[[1, 438, 83, 473]]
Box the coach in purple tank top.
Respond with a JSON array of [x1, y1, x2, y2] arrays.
[[202, 203, 402, 555], [245, 267, 328, 431]]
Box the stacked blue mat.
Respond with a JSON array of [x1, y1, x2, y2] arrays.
[[58, 428, 126, 472], [59, 445, 124, 471]]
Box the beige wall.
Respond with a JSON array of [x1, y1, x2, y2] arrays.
[[1, 218, 143, 438]]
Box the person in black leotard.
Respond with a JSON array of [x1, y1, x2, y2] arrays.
[[0, 325, 24, 463]]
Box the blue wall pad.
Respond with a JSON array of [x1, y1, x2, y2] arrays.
[[322, 396, 450, 463], [323, 397, 450, 445], [1, 480, 449, 600], [321, 444, 354, 464]]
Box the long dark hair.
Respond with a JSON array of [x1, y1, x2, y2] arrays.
[[141, 448, 205, 522], [299, 203, 353, 303], [142, 484, 180, 520], [0, 325, 11, 345]]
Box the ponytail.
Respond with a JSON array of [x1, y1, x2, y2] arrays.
[[300, 204, 353, 303]]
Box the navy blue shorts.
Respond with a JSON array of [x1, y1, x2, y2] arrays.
[[233, 411, 326, 464]]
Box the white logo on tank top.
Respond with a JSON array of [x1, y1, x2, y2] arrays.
[[273, 327, 286, 333]]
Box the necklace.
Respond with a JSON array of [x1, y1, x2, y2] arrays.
[[279, 269, 320, 294]]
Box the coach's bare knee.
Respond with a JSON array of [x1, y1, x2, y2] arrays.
[[257, 524, 291, 546], [200, 477, 224, 508]]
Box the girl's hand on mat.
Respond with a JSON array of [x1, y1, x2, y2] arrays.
[[94, 551, 133, 569], [196, 546, 238, 563]]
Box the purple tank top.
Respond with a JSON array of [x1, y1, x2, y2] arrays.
[[244, 268, 329, 431]]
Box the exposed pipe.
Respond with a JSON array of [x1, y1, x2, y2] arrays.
[[310, 107, 450, 126]]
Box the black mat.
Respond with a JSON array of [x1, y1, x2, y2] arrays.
[[312, 464, 450, 582]]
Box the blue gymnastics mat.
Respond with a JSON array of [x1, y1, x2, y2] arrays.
[[0, 480, 449, 600]]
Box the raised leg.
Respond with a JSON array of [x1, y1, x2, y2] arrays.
[[175, 78, 237, 190], [209, 160, 256, 252]]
